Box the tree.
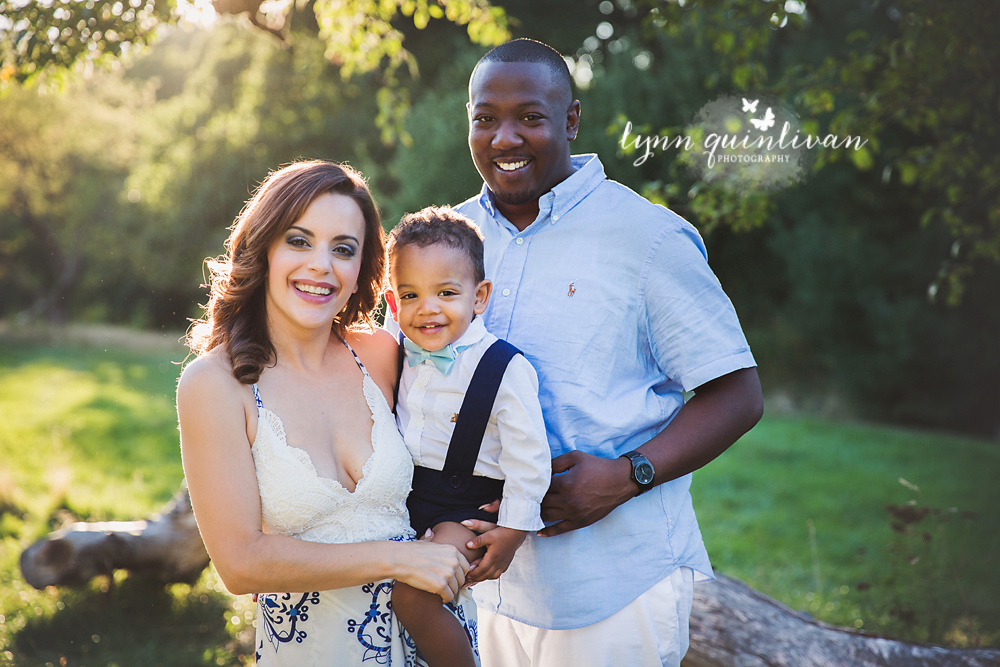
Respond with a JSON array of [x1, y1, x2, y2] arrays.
[[560, 0, 1000, 434], [0, 0, 510, 141], [0, 76, 150, 323], [632, 0, 999, 303]]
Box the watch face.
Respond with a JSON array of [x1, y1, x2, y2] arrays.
[[635, 462, 655, 486]]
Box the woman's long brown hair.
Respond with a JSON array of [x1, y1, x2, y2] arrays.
[[186, 160, 386, 384]]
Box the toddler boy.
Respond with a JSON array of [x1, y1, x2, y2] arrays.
[[386, 206, 550, 667]]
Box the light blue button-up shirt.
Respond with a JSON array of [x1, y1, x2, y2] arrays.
[[457, 154, 756, 629]]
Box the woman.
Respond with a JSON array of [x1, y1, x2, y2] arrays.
[[177, 160, 475, 665]]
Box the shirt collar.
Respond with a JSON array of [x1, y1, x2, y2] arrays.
[[452, 316, 488, 350], [476, 154, 605, 228]]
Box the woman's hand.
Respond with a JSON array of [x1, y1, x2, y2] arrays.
[[395, 540, 470, 604]]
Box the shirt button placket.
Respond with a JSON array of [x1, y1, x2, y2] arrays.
[[492, 234, 528, 339]]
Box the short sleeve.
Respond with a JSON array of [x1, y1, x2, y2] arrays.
[[643, 220, 756, 392]]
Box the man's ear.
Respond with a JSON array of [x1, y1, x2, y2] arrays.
[[567, 100, 581, 141], [385, 290, 399, 322], [473, 279, 493, 315]]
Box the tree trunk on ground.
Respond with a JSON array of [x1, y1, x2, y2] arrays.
[[20, 490, 1000, 666], [683, 573, 1000, 667], [20, 484, 209, 589]]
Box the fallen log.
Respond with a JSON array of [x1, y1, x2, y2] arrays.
[[20, 484, 209, 589], [683, 574, 1000, 667], [20, 491, 1000, 666]]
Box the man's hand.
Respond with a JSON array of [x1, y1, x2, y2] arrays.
[[462, 526, 527, 585], [537, 450, 636, 537]]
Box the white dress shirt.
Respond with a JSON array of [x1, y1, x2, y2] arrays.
[[396, 318, 551, 531]]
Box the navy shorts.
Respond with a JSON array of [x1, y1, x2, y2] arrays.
[[407, 466, 505, 536]]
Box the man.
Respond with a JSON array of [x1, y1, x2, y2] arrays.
[[457, 39, 763, 666]]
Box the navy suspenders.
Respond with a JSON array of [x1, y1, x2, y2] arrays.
[[441, 338, 521, 493], [396, 334, 522, 493]]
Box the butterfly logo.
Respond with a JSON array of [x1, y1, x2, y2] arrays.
[[742, 98, 759, 113], [750, 107, 775, 131]]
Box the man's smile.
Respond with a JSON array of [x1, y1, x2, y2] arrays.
[[495, 158, 532, 172]]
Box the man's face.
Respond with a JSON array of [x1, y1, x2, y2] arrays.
[[468, 61, 580, 216]]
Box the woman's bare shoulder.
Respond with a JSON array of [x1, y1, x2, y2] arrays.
[[178, 348, 243, 403]]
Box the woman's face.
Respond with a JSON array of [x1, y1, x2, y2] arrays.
[[265, 192, 366, 335]]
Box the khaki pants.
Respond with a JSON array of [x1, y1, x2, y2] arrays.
[[478, 566, 694, 667]]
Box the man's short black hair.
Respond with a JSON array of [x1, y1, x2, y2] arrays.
[[475, 38, 573, 105], [388, 206, 486, 284]]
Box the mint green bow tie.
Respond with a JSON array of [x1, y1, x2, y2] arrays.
[[403, 337, 458, 375]]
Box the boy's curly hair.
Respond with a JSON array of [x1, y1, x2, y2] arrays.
[[387, 206, 485, 283]]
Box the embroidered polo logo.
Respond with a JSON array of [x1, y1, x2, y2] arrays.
[[568, 282, 576, 297]]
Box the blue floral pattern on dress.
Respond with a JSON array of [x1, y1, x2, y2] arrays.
[[446, 600, 479, 659], [258, 592, 320, 653], [346, 581, 395, 664]]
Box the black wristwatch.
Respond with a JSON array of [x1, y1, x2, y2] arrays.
[[620, 450, 655, 494]]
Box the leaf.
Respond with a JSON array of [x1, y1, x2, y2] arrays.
[[898, 161, 918, 186], [851, 146, 873, 171]]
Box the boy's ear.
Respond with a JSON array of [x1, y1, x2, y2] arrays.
[[473, 279, 492, 315], [384, 290, 399, 322]]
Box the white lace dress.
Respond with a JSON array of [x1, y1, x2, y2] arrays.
[[251, 339, 479, 666]]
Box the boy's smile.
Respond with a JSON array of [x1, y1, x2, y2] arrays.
[[388, 243, 492, 352]]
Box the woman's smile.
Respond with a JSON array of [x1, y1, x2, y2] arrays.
[[292, 279, 336, 302]]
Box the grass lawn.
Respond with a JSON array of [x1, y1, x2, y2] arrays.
[[0, 333, 997, 665], [693, 416, 1000, 647], [0, 333, 255, 666]]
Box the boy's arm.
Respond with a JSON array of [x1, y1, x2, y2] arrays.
[[489, 353, 551, 532], [463, 354, 550, 584]]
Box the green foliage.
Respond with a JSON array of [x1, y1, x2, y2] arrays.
[[1, 24, 400, 327], [636, 0, 1000, 300], [0, 0, 177, 83], [0, 75, 151, 323], [569, 0, 999, 434], [312, 0, 508, 143], [0, 0, 509, 142], [703, 162, 1000, 434]]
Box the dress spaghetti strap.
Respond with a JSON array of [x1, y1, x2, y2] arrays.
[[336, 333, 371, 378], [252, 383, 264, 408]]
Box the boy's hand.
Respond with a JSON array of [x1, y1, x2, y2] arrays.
[[461, 525, 526, 585]]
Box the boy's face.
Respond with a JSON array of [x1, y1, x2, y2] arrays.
[[387, 243, 492, 352]]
